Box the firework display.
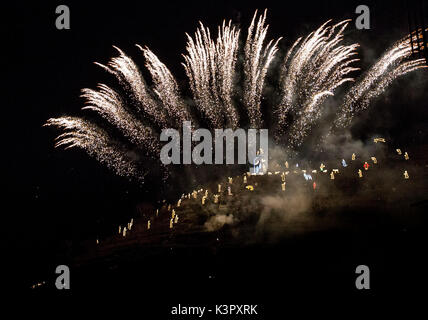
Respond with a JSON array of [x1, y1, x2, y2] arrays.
[[45, 11, 426, 183], [333, 33, 427, 129], [10, 1, 428, 304]]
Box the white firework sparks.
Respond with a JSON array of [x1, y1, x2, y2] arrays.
[[95, 46, 168, 128], [139, 45, 191, 128], [44, 117, 146, 180], [244, 9, 281, 128], [81, 84, 159, 152], [276, 19, 360, 147], [183, 19, 241, 128], [45, 11, 426, 182], [333, 31, 427, 129]]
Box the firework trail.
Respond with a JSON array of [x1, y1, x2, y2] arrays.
[[244, 9, 281, 128], [183, 20, 241, 128], [45, 11, 426, 182], [80, 84, 159, 152], [95, 46, 169, 128], [333, 31, 427, 129], [275, 19, 360, 147], [44, 117, 146, 180], [139, 45, 191, 128]]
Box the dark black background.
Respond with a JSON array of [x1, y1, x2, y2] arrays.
[[4, 0, 428, 308]]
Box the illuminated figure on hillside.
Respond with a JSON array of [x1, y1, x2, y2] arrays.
[[253, 156, 262, 174], [303, 173, 312, 181]]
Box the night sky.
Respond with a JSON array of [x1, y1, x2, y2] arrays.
[[5, 0, 428, 301]]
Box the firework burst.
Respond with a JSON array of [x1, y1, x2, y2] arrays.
[[333, 31, 427, 129], [45, 10, 426, 182], [44, 117, 147, 180], [275, 19, 360, 147]]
